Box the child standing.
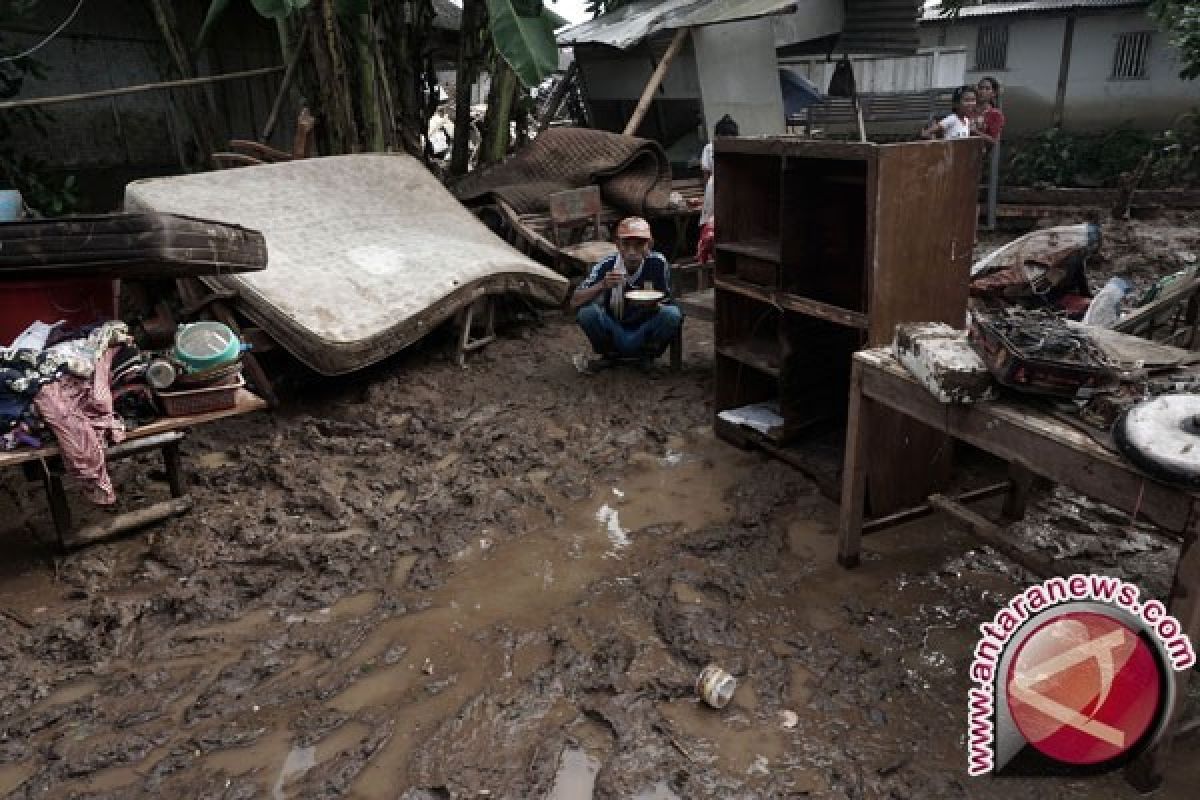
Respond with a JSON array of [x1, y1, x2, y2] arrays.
[[922, 85, 993, 143]]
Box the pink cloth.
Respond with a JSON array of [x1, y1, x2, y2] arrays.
[[33, 347, 126, 505]]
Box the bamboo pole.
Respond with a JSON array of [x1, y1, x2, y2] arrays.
[[622, 27, 688, 137], [0, 67, 284, 112], [262, 19, 312, 142]]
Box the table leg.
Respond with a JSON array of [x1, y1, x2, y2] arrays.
[[163, 440, 186, 498], [1001, 462, 1037, 522], [1127, 506, 1200, 791], [40, 464, 72, 553], [838, 362, 869, 568]]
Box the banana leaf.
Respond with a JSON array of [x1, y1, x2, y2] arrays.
[[486, 0, 560, 89], [197, 0, 323, 49]]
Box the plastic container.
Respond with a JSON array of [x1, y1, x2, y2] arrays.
[[696, 664, 737, 709], [173, 321, 241, 372], [157, 374, 244, 417], [1081, 276, 1131, 328], [0, 279, 115, 346], [0, 190, 22, 221]]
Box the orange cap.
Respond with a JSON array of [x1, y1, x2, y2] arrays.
[[616, 216, 652, 240]]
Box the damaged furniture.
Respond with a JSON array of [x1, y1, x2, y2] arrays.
[[836, 345, 1200, 790], [125, 154, 568, 378], [0, 389, 265, 551], [711, 137, 983, 513], [547, 185, 617, 274]]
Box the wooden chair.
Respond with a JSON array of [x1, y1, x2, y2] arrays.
[[547, 186, 617, 273], [212, 107, 315, 169]]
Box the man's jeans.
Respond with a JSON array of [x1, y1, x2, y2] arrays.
[[576, 303, 683, 359]]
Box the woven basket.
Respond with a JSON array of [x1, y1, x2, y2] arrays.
[[157, 375, 244, 417]]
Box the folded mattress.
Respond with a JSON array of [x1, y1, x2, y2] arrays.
[[125, 154, 568, 375], [0, 213, 266, 279]]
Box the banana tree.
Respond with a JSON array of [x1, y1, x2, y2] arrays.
[[452, 0, 564, 172], [197, 0, 406, 155]]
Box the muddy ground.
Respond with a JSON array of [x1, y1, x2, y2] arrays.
[[2, 215, 1200, 799]]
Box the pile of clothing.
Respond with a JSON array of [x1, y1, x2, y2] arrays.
[[0, 320, 155, 504]]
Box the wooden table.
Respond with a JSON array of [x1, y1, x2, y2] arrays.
[[1, 389, 266, 550], [837, 347, 1200, 789]]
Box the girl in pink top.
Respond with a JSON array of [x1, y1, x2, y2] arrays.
[[976, 76, 1006, 143]]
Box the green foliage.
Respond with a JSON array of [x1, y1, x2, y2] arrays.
[[0, 1, 81, 215], [1003, 117, 1200, 189], [486, 0, 559, 88], [197, 0, 373, 48], [1151, 0, 1200, 80]]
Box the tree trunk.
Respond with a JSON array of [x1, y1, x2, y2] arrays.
[[358, 11, 384, 152], [378, 0, 437, 158], [450, 0, 487, 177], [301, 2, 358, 154], [479, 58, 518, 166], [323, 0, 359, 152]]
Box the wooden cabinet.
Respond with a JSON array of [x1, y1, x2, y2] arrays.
[[712, 137, 983, 513]]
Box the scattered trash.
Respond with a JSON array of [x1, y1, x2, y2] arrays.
[[696, 664, 737, 709], [716, 402, 784, 437], [970, 223, 1100, 316], [1081, 276, 1132, 328], [1114, 394, 1200, 488], [969, 309, 1117, 397], [595, 504, 630, 551], [894, 322, 995, 404], [780, 709, 799, 729]]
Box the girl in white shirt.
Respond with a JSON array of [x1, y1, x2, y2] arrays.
[[922, 85, 989, 142]]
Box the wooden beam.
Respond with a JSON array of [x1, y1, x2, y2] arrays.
[[70, 497, 193, 549], [928, 493, 1052, 579], [0, 66, 285, 112], [623, 27, 688, 136], [1052, 15, 1075, 128], [861, 481, 1011, 535]]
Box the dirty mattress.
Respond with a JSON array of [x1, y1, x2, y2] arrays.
[[124, 154, 568, 375], [0, 213, 266, 279]]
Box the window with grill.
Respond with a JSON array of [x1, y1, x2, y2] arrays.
[[1111, 31, 1152, 79], [975, 25, 1008, 71]]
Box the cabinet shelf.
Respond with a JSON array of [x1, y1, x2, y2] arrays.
[[715, 240, 781, 263], [713, 277, 869, 330], [777, 292, 868, 330], [714, 275, 773, 304], [716, 342, 781, 377]]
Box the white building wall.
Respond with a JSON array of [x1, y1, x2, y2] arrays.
[[920, 11, 1198, 134], [1063, 11, 1197, 129], [692, 18, 785, 136], [922, 16, 1066, 133]]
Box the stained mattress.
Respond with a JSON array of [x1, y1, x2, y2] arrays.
[[125, 154, 568, 376], [0, 213, 266, 280]]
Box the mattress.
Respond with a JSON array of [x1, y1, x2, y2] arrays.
[[0, 213, 266, 279], [125, 154, 569, 375]]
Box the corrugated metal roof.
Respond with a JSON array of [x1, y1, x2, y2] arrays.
[[921, 0, 1148, 22], [557, 0, 798, 50]]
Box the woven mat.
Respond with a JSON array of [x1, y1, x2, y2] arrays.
[[453, 128, 672, 216]]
